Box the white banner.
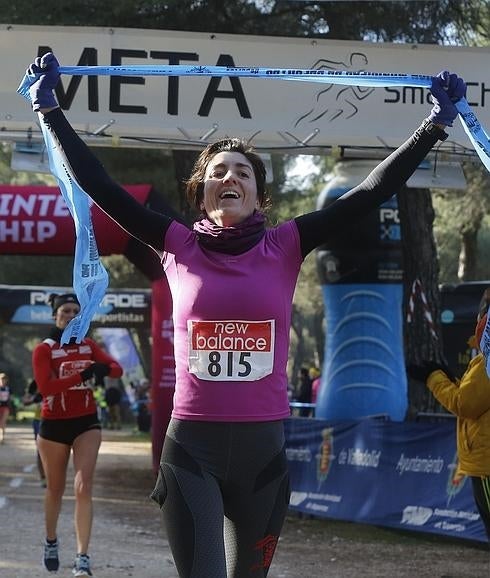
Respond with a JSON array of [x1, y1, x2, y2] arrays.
[[1, 24, 489, 152]]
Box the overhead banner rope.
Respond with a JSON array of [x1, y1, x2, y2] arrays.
[[18, 64, 490, 173], [17, 64, 490, 344]]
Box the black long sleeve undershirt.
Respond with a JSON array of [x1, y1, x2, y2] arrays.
[[42, 109, 171, 254], [295, 124, 442, 257], [42, 108, 442, 259]]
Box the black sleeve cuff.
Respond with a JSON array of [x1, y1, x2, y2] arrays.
[[416, 118, 449, 142]]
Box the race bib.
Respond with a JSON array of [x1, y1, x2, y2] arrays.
[[188, 319, 275, 381]]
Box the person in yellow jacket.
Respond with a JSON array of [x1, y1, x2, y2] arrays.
[[408, 287, 490, 544]]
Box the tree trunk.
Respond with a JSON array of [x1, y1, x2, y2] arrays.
[[458, 227, 480, 281], [397, 186, 445, 416], [172, 149, 200, 222], [312, 311, 325, 369], [290, 304, 307, 385]]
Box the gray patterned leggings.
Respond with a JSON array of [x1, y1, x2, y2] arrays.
[[151, 419, 290, 577]]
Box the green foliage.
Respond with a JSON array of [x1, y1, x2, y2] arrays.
[[433, 161, 490, 282], [267, 153, 327, 374], [3, 0, 487, 45], [101, 255, 150, 288], [0, 326, 37, 396], [93, 147, 179, 208], [0, 255, 75, 286], [90, 145, 179, 287], [0, 144, 54, 186]]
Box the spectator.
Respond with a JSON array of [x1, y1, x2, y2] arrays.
[[0, 372, 11, 444], [296, 367, 313, 417], [105, 381, 122, 430], [408, 287, 490, 543], [116, 382, 132, 424], [22, 379, 46, 486], [309, 367, 322, 405], [135, 379, 151, 433]]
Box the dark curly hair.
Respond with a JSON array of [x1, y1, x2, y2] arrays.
[[185, 138, 270, 212]]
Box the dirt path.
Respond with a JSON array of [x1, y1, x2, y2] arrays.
[[0, 424, 488, 578]]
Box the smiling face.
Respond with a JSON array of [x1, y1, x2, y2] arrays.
[[201, 151, 260, 227], [54, 303, 81, 330]]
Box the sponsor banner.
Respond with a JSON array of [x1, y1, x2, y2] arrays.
[[2, 25, 489, 150], [0, 284, 151, 328], [0, 184, 151, 255], [285, 417, 486, 542]]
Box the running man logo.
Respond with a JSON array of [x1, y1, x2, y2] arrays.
[[294, 52, 375, 127], [188, 319, 275, 381]]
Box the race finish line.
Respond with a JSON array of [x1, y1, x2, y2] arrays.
[[18, 64, 490, 173], [16, 64, 490, 350]]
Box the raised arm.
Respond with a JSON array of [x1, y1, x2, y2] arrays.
[[26, 52, 174, 254], [295, 71, 466, 258]]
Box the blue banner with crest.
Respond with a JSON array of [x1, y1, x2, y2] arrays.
[[285, 417, 486, 543]]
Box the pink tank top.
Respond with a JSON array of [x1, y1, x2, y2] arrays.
[[163, 219, 302, 421]]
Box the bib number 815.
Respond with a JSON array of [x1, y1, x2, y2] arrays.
[[208, 351, 252, 378]]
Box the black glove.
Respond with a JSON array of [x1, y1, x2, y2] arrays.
[[406, 361, 451, 383], [80, 365, 95, 382], [80, 363, 111, 385], [26, 52, 60, 112], [428, 70, 466, 127], [92, 363, 111, 385]]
